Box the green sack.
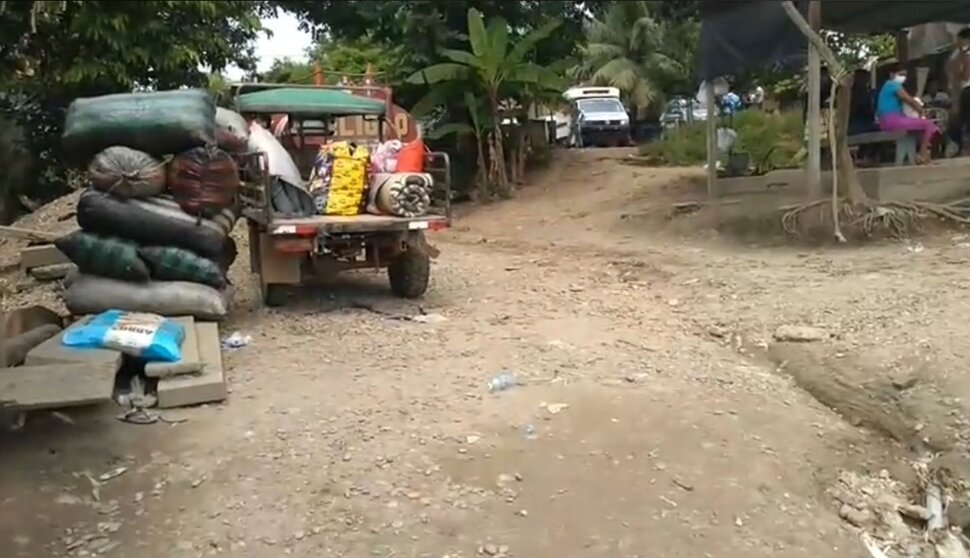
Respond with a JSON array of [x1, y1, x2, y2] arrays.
[[62, 89, 216, 162], [55, 231, 150, 282], [138, 246, 227, 288]]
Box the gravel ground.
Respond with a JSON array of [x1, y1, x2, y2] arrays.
[[4, 149, 964, 557]]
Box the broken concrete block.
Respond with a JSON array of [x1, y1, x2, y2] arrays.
[[25, 316, 123, 369], [20, 244, 69, 271], [144, 317, 202, 378], [0, 360, 118, 410], [156, 322, 226, 408]]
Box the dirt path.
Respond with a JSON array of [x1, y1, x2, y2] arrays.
[[3, 149, 957, 558]]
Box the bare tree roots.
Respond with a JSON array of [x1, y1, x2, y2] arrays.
[[781, 197, 970, 239]]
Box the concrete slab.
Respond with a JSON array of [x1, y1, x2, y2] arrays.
[[144, 317, 202, 378], [156, 322, 226, 408], [25, 316, 123, 369], [0, 361, 118, 410], [20, 244, 69, 271]]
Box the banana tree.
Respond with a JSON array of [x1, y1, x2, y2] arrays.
[[408, 8, 562, 196], [425, 91, 492, 200]]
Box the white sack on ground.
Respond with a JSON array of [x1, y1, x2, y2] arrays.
[[366, 173, 433, 218]]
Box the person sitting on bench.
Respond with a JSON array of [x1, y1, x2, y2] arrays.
[[876, 65, 940, 165]]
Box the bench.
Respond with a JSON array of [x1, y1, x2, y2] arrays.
[[822, 130, 918, 166]]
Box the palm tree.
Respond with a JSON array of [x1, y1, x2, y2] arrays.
[[574, 1, 692, 118], [408, 8, 562, 196]]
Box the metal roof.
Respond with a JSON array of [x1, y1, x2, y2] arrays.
[[700, 1, 970, 34]]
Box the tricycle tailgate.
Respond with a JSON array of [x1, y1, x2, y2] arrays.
[[266, 214, 449, 235]]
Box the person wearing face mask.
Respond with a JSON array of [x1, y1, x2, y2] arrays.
[[876, 65, 940, 164]]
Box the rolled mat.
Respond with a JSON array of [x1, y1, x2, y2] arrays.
[[366, 173, 433, 218]]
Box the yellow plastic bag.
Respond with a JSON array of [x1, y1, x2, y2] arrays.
[[323, 142, 369, 216]]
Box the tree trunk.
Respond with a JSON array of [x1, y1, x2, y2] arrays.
[[833, 73, 868, 205], [488, 94, 509, 197], [475, 134, 489, 201], [516, 130, 529, 183]]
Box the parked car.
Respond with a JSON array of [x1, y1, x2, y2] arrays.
[[661, 97, 708, 128]]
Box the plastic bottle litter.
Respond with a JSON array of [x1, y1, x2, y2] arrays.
[[221, 332, 251, 350], [488, 373, 517, 393], [523, 424, 537, 439]]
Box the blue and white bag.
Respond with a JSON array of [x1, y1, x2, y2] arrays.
[[62, 310, 185, 362]]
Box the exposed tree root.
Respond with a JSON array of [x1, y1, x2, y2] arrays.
[[781, 197, 970, 239]]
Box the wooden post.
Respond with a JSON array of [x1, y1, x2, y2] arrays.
[[806, 0, 822, 198], [705, 82, 718, 199]]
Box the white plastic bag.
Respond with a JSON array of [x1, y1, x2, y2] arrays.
[[247, 122, 304, 188]]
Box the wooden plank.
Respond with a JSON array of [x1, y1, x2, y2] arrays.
[[20, 245, 70, 271], [0, 361, 118, 410], [144, 317, 202, 378], [0, 225, 58, 243], [156, 322, 226, 408]]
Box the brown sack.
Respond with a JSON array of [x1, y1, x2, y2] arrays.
[[167, 147, 240, 218], [89, 146, 166, 199]]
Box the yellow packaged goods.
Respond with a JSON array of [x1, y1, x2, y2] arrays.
[[323, 142, 370, 216]]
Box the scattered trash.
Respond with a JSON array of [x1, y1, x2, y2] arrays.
[[410, 313, 447, 324], [542, 402, 569, 415], [861, 532, 890, 558], [906, 243, 925, 254], [98, 467, 128, 482], [191, 476, 207, 488], [222, 331, 251, 349], [465, 434, 481, 444], [488, 373, 517, 393], [51, 411, 75, 425], [523, 424, 537, 439]]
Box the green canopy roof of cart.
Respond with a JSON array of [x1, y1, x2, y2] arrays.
[[236, 88, 386, 116]]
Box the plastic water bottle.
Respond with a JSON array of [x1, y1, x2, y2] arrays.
[[488, 373, 517, 393]]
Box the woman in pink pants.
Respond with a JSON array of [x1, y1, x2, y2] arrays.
[[876, 65, 940, 164]]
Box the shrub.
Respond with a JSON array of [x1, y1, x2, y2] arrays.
[[639, 110, 805, 171]]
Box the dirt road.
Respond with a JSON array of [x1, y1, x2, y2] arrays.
[[3, 149, 964, 557]]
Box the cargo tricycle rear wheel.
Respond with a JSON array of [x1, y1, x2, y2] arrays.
[[388, 249, 430, 299], [261, 281, 286, 307]]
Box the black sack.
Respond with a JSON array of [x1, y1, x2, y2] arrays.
[[76, 190, 237, 261], [54, 231, 150, 282]]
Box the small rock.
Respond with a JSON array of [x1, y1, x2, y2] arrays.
[[839, 503, 871, 527], [191, 476, 207, 488], [773, 325, 827, 343], [898, 504, 932, 522], [481, 543, 499, 555], [30, 263, 77, 281], [947, 501, 970, 529], [515, 509, 528, 517]]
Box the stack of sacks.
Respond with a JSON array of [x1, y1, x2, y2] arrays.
[[56, 90, 249, 321], [365, 139, 434, 218]]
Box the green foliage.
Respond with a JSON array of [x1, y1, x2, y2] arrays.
[[279, 1, 591, 107], [573, 1, 698, 117], [1, 0, 270, 200], [639, 110, 805, 171], [260, 36, 409, 90]]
